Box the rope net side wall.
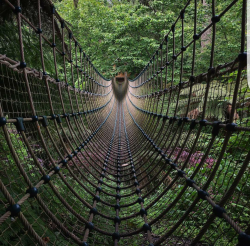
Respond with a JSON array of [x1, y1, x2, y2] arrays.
[[0, 0, 249, 245]]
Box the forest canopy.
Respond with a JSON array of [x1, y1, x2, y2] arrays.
[[54, 0, 242, 79]]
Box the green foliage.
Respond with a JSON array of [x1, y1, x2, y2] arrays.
[[55, 0, 243, 81]]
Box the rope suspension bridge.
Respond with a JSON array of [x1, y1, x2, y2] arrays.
[[0, 0, 249, 245]]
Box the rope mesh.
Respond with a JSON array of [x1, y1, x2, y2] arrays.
[[0, 0, 249, 245]]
